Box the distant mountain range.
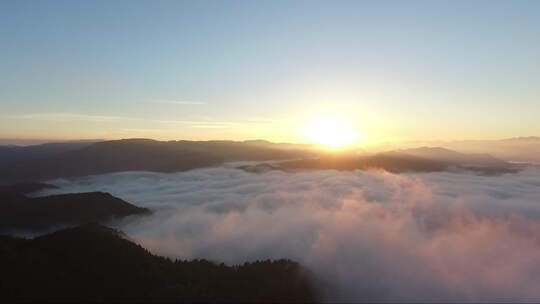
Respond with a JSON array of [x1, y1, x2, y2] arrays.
[[371, 137, 540, 163], [0, 140, 98, 168], [0, 139, 315, 184], [0, 223, 317, 302], [0, 137, 532, 184], [380, 147, 510, 168], [240, 147, 519, 175]]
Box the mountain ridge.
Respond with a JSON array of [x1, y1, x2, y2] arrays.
[[0, 191, 150, 232], [241, 146, 519, 175], [0, 223, 317, 302], [0, 138, 315, 184]]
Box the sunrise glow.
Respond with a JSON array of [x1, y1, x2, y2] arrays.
[[301, 118, 360, 147]]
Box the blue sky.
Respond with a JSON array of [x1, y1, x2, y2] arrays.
[[1, 0, 539, 143]]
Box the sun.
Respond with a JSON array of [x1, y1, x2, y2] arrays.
[[301, 118, 360, 148]]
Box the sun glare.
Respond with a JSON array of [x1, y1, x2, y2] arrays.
[[302, 119, 360, 148]]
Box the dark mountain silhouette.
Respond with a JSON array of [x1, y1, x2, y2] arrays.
[[0, 223, 317, 302], [451, 137, 540, 163], [379, 147, 511, 168], [243, 147, 519, 175], [0, 182, 58, 195], [279, 153, 449, 173], [238, 163, 282, 173], [0, 192, 150, 232], [500, 136, 540, 142], [243, 139, 319, 151], [0, 138, 314, 184], [372, 137, 540, 163], [0, 140, 99, 168]]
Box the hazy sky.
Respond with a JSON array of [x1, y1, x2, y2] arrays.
[[1, 0, 539, 144]]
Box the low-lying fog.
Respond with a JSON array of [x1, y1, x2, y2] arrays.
[[38, 164, 540, 302]]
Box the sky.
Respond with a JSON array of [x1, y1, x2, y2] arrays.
[[1, 0, 539, 144]]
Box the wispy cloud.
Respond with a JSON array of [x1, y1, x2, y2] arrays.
[[10, 112, 133, 122], [187, 124, 231, 129], [158, 119, 239, 127], [153, 99, 207, 105], [240, 117, 277, 124], [8, 112, 270, 130]]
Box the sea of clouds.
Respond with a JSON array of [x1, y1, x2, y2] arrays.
[[38, 164, 540, 302]]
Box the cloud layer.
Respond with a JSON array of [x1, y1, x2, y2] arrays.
[[39, 165, 540, 302]]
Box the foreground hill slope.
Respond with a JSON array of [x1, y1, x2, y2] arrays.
[[0, 191, 150, 232], [0, 223, 317, 302]]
